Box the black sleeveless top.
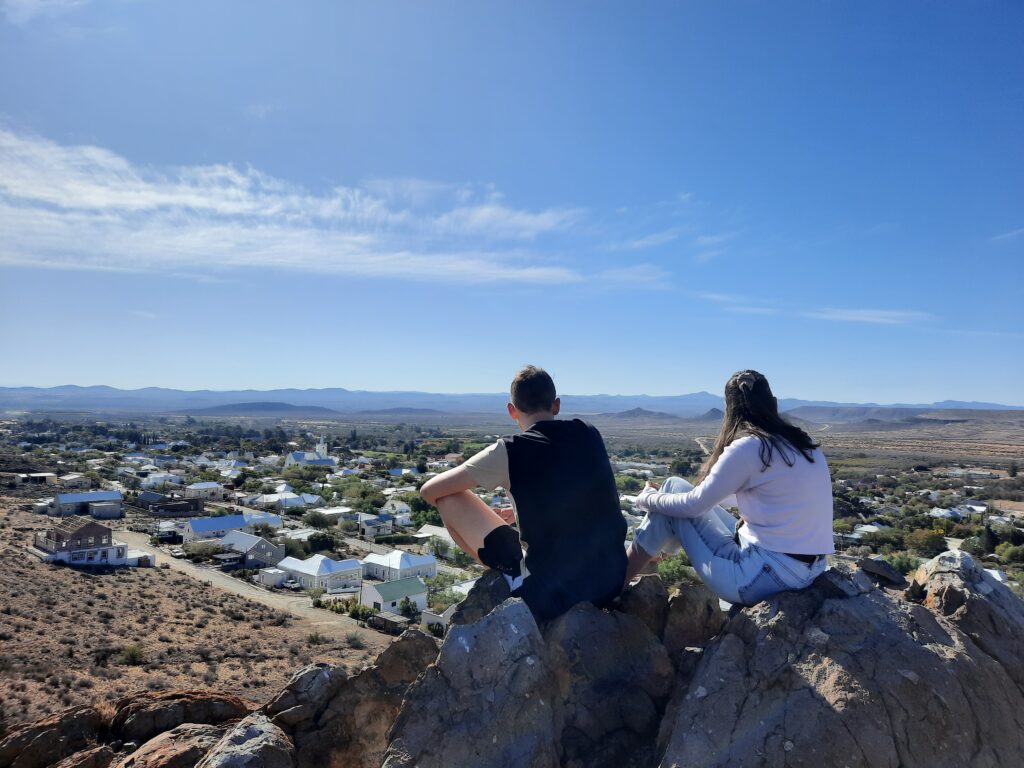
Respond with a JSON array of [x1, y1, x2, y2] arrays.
[[502, 419, 626, 620]]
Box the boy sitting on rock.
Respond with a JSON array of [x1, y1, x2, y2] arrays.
[[420, 365, 627, 621]]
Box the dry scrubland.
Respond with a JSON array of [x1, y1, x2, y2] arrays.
[[0, 498, 388, 731]]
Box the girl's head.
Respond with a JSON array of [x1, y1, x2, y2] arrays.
[[698, 370, 818, 480]]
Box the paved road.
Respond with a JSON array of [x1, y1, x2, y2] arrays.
[[117, 531, 366, 637]]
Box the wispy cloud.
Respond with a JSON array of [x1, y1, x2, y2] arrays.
[[0, 127, 597, 284], [693, 249, 725, 264], [129, 309, 159, 320], [802, 308, 933, 325], [608, 228, 680, 251], [991, 226, 1024, 242], [2, 0, 86, 24]]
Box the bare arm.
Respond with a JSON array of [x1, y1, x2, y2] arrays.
[[420, 465, 478, 506]]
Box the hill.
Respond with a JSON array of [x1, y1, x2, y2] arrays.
[[180, 401, 342, 417], [593, 408, 683, 422]]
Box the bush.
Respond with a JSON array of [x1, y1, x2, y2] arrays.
[[303, 510, 331, 529], [882, 552, 919, 575], [960, 537, 985, 557], [345, 631, 365, 649], [905, 529, 947, 557], [995, 542, 1024, 563], [349, 604, 375, 621], [118, 643, 145, 666], [426, 622, 445, 638], [657, 552, 699, 587], [306, 632, 325, 645]]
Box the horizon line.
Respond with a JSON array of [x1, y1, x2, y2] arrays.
[[0, 383, 1021, 409]]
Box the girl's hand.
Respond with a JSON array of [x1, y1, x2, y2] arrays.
[[645, 480, 660, 491]]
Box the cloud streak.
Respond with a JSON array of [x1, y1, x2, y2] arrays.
[[801, 308, 933, 325], [0, 127, 599, 284], [2, 0, 86, 24]]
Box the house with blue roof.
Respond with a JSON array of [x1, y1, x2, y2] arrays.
[[47, 491, 123, 518], [183, 511, 282, 542]]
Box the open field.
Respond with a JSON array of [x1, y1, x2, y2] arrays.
[[0, 498, 391, 731]]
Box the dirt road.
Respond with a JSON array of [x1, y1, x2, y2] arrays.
[[117, 531, 366, 637]]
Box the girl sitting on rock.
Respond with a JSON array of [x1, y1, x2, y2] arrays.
[[624, 370, 834, 605]]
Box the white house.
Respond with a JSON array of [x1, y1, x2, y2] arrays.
[[382, 499, 411, 516], [140, 472, 184, 490], [358, 512, 393, 538], [184, 481, 228, 501], [361, 549, 437, 581], [59, 473, 91, 489], [29, 517, 150, 567], [413, 524, 456, 548], [360, 576, 428, 613], [283, 437, 337, 468], [275, 554, 363, 592]]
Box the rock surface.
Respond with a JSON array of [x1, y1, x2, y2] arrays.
[[265, 629, 439, 768], [662, 582, 726, 655], [659, 558, 1024, 767], [617, 573, 670, 638], [449, 569, 510, 626], [110, 691, 252, 743], [112, 724, 226, 768], [195, 714, 294, 768], [0, 705, 103, 768], [384, 599, 560, 768], [49, 745, 115, 768]]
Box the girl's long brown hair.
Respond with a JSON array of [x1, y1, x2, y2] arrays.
[[697, 370, 818, 482]]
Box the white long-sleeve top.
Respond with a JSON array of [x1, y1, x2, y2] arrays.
[[635, 435, 835, 555]]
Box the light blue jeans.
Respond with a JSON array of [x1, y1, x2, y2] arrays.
[[634, 477, 827, 606]]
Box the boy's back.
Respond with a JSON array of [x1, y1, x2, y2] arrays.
[[465, 418, 627, 620]]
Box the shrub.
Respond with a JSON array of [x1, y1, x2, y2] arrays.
[[118, 643, 145, 666], [306, 632, 325, 646], [882, 552, 919, 575], [426, 622, 445, 638], [349, 604, 375, 621], [905, 529, 947, 557], [345, 631, 365, 649], [657, 552, 698, 587]]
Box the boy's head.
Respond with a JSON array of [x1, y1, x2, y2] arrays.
[[508, 365, 559, 424]]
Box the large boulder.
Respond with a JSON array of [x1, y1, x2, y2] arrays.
[[544, 602, 674, 768], [110, 691, 252, 743], [0, 705, 103, 768], [449, 570, 510, 626], [384, 599, 561, 768], [658, 562, 1024, 767], [270, 629, 438, 768], [112, 723, 226, 768], [385, 597, 677, 768], [196, 714, 294, 768]]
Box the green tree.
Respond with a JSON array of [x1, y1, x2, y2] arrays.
[[428, 536, 451, 559], [303, 510, 331, 529], [398, 596, 418, 619], [307, 531, 335, 553], [905, 528, 947, 557]]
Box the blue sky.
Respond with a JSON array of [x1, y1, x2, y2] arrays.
[[0, 1, 1021, 404]]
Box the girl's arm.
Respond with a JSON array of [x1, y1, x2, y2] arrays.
[[636, 439, 754, 519]]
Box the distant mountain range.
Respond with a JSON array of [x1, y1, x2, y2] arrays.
[[0, 385, 1020, 418]]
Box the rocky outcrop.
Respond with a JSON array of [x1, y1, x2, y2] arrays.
[[195, 714, 293, 768], [0, 705, 103, 768], [9, 552, 1024, 768], [50, 745, 114, 768], [384, 599, 561, 768], [659, 553, 1024, 767], [112, 724, 226, 768], [385, 596, 676, 768], [265, 629, 439, 768], [110, 691, 252, 743]]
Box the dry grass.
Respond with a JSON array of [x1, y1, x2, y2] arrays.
[[0, 498, 389, 731]]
